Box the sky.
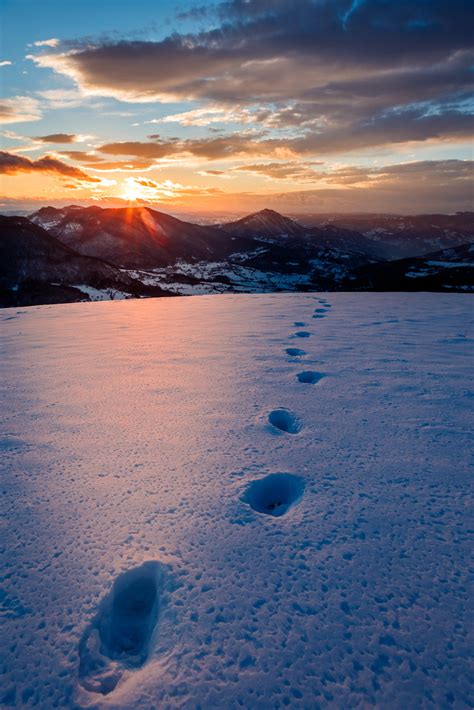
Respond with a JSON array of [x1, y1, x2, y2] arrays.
[[0, 0, 473, 214]]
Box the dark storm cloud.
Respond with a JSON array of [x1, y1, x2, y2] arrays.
[[0, 151, 100, 181]]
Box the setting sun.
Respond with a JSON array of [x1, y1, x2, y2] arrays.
[[120, 178, 147, 203]]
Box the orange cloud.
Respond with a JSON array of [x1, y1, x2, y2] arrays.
[[0, 151, 100, 182]]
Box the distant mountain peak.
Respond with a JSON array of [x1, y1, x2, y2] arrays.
[[254, 208, 284, 217], [221, 208, 303, 237]]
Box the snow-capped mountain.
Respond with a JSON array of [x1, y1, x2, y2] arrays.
[[27, 206, 376, 298], [220, 208, 305, 238], [346, 241, 474, 292], [297, 212, 474, 259], [220, 208, 379, 257], [0, 216, 167, 307], [30, 205, 251, 268], [2, 207, 473, 306]]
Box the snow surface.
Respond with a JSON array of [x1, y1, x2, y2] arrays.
[[73, 285, 132, 302], [1, 292, 473, 709], [126, 263, 314, 295]]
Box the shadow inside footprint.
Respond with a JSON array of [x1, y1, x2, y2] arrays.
[[312, 314, 325, 319], [297, 370, 324, 384], [294, 321, 306, 327], [268, 408, 301, 434], [242, 473, 305, 517], [294, 331, 311, 338], [314, 308, 326, 313], [79, 561, 163, 695], [286, 347, 306, 357]]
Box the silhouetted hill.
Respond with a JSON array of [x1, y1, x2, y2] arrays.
[[345, 242, 474, 292], [0, 216, 167, 307]]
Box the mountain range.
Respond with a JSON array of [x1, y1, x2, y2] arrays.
[[1, 206, 472, 306]]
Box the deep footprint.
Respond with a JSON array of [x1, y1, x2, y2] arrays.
[[312, 314, 326, 319], [286, 347, 306, 357], [294, 321, 306, 327], [268, 408, 301, 434], [297, 370, 324, 384], [314, 308, 326, 313], [294, 331, 311, 338], [242, 473, 305, 517], [79, 561, 163, 695]]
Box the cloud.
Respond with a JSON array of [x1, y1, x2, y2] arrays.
[[121, 176, 223, 203], [147, 105, 259, 127], [97, 134, 292, 162], [36, 88, 85, 109], [0, 151, 100, 182], [29, 1, 473, 105], [199, 169, 226, 176], [56, 151, 155, 172], [0, 60, 12, 67], [1, 158, 471, 214], [98, 140, 180, 159], [57, 151, 105, 162], [96, 104, 472, 162], [152, 159, 474, 213], [32, 38, 60, 47], [288, 107, 474, 155], [0, 97, 42, 124], [28, 0, 473, 156], [234, 161, 325, 182], [34, 133, 79, 144]]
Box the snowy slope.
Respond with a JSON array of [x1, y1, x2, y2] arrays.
[[1, 293, 472, 709]]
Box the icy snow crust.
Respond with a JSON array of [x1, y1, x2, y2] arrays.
[[1, 292, 472, 709]]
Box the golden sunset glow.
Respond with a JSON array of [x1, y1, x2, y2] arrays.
[[1, 0, 472, 214], [120, 178, 148, 203]]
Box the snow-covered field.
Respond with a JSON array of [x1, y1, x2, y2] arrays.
[[1, 293, 472, 709]]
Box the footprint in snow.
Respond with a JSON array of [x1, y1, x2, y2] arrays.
[[268, 408, 301, 434], [294, 331, 311, 338], [241, 473, 305, 517], [78, 561, 165, 695], [286, 347, 306, 357], [294, 321, 306, 327], [314, 308, 326, 313], [296, 371, 325, 384]]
